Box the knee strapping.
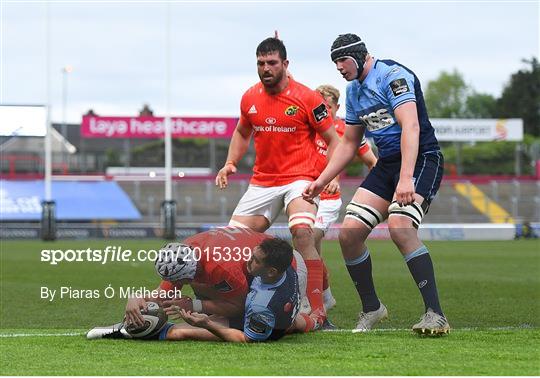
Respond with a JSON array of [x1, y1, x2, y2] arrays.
[[344, 202, 383, 230], [288, 212, 316, 229], [388, 201, 428, 229]]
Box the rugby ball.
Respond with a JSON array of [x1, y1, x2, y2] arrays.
[[125, 301, 168, 339]]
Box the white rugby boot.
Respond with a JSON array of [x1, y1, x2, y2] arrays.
[[86, 322, 131, 340], [352, 302, 388, 333], [412, 308, 450, 336]]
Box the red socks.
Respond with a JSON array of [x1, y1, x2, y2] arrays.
[[304, 259, 325, 314]]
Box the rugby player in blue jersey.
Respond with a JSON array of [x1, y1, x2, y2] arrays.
[[303, 34, 449, 335], [177, 238, 316, 342]]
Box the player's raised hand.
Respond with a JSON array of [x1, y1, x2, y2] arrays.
[[215, 162, 237, 189], [302, 180, 325, 202], [124, 297, 147, 327], [180, 309, 210, 328], [395, 177, 415, 206]]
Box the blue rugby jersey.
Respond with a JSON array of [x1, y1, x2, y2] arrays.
[[243, 266, 300, 341], [345, 59, 439, 158]]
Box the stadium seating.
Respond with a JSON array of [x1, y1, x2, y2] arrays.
[[117, 178, 540, 224]]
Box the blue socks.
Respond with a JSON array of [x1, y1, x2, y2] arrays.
[[404, 245, 443, 316], [345, 249, 381, 313], [344, 245, 444, 316]]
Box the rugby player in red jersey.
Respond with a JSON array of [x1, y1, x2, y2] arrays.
[[215, 37, 339, 327]]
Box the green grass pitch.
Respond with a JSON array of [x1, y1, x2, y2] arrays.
[[1, 239, 539, 375]]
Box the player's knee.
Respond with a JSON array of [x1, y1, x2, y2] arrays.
[[388, 224, 410, 246], [289, 212, 315, 246], [338, 227, 362, 247], [388, 216, 418, 247], [388, 215, 414, 230], [290, 226, 314, 249]]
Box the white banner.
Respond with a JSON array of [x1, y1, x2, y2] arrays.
[[0, 105, 47, 136], [432, 118, 523, 142]]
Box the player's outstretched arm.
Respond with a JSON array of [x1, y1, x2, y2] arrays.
[[162, 297, 196, 318], [180, 310, 249, 343], [163, 295, 245, 318], [215, 121, 252, 189], [303, 125, 363, 201], [394, 102, 420, 205]]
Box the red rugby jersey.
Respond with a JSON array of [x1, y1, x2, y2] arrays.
[[239, 78, 333, 187]]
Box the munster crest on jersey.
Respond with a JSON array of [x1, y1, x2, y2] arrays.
[[285, 105, 299, 116]]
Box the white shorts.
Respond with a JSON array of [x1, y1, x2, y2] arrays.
[[293, 250, 307, 300], [232, 180, 318, 224], [314, 198, 343, 234]]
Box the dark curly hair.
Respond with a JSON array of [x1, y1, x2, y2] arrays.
[[258, 237, 293, 273], [256, 37, 287, 61]]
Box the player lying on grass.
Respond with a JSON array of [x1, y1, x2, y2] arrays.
[[87, 230, 319, 341]]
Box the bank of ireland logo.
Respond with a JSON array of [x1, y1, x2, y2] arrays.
[[265, 117, 277, 125], [285, 105, 298, 116]]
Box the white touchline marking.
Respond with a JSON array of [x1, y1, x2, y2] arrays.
[[0, 332, 85, 338], [323, 326, 535, 332], [0, 326, 534, 338]]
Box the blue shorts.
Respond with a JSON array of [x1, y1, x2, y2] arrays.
[[360, 150, 444, 206]]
